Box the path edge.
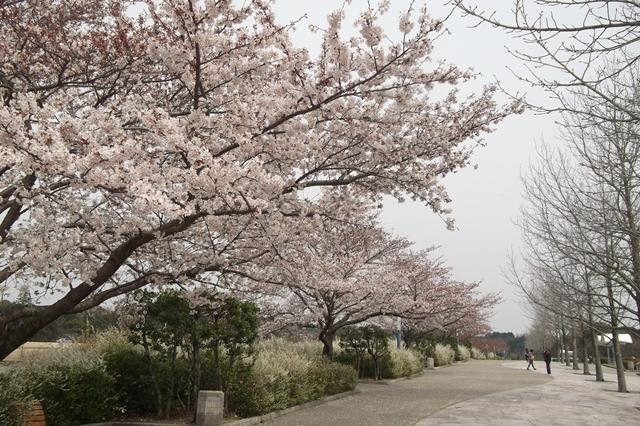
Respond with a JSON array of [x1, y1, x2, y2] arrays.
[[225, 389, 360, 425]]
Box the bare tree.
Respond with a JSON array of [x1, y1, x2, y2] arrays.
[[453, 0, 640, 121], [510, 137, 635, 390]]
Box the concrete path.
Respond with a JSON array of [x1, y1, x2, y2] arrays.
[[418, 361, 640, 425], [265, 360, 550, 426]]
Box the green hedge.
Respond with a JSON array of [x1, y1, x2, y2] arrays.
[[0, 334, 359, 423], [2, 352, 120, 426], [0, 373, 32, 426]]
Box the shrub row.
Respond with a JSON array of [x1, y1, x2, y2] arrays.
[[0, 334, 357, 425], [471, 347, 486, 360], [231, 341, 356, 417], [0, 345, 119, 426]]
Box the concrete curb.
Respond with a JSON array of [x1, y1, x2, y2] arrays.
[[355, 360, 470, 385], [83, 422, 189, 426], [224, 389, 360, 426], [355, 359, 474, 385], [83, 389, 360, 426], [357, 370, 426, 385]]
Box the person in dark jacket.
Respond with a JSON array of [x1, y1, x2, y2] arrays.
[[543, 349, 552, 374]]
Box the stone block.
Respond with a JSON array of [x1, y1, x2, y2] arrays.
[[427, 357, 435, 370], [196, 390, 224, 426]]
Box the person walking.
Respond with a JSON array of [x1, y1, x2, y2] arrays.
[[543, 349, 552, 374], [527, 349, 536, 370]]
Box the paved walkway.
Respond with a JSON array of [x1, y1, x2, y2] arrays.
[[419, 361, 640, 425], [265, 360, 640, 426], [266, 360, 550, 426]]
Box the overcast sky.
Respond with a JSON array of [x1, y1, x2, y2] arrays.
[[273, 0, 561, 334]]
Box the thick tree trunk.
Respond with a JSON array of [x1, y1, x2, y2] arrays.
[[0, 283, 99, 359], [320, 329, 335, 360], [0, 213, 205, 360]]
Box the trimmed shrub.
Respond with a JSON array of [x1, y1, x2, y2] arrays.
[[102, 344, 157, 416], [456, 345, 471, 362], [433, 343, 455, 366], [14, 351, 119, 426]]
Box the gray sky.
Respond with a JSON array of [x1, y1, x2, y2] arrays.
[[273, 0, 560, 334]]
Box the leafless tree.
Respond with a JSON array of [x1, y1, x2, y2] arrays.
[[510, 121, 640, 391], [452, 0, 640, 121]]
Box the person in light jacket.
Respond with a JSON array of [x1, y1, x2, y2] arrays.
[[527, 349, 536, 370]]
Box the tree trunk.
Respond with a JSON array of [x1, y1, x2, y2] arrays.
[[590, 327, 604, 381], [581, 325, 590, 375], [374, 356, 380, 380], [166, 346, 177, 418], [604, 251, 627, 392], [561, 324, 570, 367], [571, 325, 580, 370], [213, 339, 222, 390], [319, 329, 335, 360], [224, 352, 237, 412], [0, 213, 204, 360], [191, 335, 201, 422], [0, 283, 99, 359], [586, 282, 604, 381], [611, 329, 628, 393], [142, 332, 163, 418]]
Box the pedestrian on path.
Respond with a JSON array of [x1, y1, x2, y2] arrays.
[[527, 349, 536, 371], [543, 350, 552, 374]]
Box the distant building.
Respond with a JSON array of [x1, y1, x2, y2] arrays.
[[596, 333, 637, 364]]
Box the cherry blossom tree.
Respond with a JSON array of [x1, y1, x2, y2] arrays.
[[0, 0, 518, 358], [237, 214, 499, 358]]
